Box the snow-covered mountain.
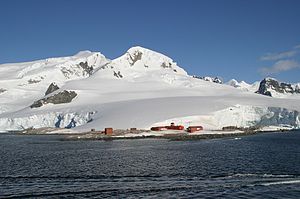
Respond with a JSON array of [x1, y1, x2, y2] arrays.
[[0, 46, 300, 132], [0, 50, 109, 114], [226, 79, 260, 92], [256, 77, 300, 98], [226, 78, 300, 99], [192, 76, 223, 84]]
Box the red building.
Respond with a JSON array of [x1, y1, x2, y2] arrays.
[[104, 128, 113, 135], [151, 123, 184, 131], [151, 126, 167, 131], [187, 126, 203, 133]]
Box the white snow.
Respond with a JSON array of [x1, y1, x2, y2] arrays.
[[0, 46, 300, 133], [226, 79, 260, 92], [0, 51, 109, 114]]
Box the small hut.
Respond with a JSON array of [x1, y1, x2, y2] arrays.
[[104, 128, 113, 135]]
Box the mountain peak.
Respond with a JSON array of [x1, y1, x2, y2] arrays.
[[106, 46, 188, 78], [264, 77, 278, 82], [125, 46, 172, 64], [127, 45, 149, 52], [256, 77, 300, 97], [74, 50, 93, 57], [227, 79, 239, 87]]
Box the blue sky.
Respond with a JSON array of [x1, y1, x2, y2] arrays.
[[0, 0, 300, 83]]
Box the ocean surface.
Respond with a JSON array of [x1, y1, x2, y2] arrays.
[[0, 131, 300, 198]]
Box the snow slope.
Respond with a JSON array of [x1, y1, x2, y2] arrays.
[[0, 46, 299, 132]]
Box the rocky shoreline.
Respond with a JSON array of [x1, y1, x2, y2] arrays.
[[64, 129, 294, 141], [10, 126, 297, 142]]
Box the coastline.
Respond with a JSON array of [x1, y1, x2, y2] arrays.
[[64, 129, 295, 141], [2, 126, 297, 142], [65, 131, 257, 141]]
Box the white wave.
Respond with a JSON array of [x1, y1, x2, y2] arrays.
[[231, 173, 294, 178], [262, 180, 300, 186], [262, 174, 293, 178]]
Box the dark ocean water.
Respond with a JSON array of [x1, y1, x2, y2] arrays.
[[0, 131, 300, 198]]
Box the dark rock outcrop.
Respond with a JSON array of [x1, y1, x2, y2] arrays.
[[31, 90, 77, 108], [28, 79, 41, 84], [128, 51, 143, 66], [113, 71, 123, 78], [192, 76, 223, 84], [0, 88, 6, 94], [60, 61, 94, 78], [161, 62, 172, 69], [45, 82, 60, 95], [79, 61, 94, 76], [256, 78, 300, 97]]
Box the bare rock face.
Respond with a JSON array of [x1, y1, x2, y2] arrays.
[[256, 78, 300, 97], [60, 61, 94, 79], [161, 62, 172, 69], [127, 51, 143, 66], [113, 71, 123, 78], [79, 61, 94, 76], [30, 90, 77, 108], [45, 82, 60, 95]]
